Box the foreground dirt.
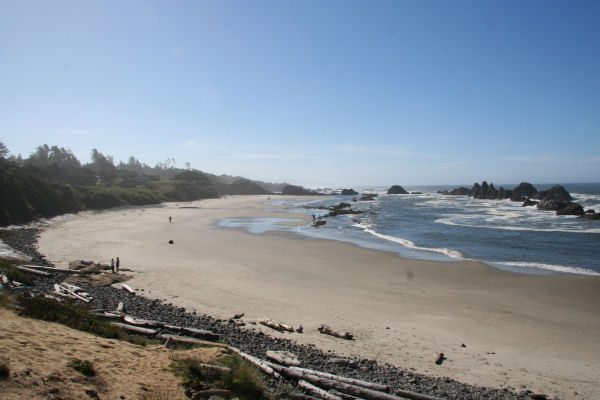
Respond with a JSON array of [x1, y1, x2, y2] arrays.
[[0, 308, 226, 400]]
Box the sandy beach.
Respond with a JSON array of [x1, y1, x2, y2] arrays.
[[37, 195, 600, 399]]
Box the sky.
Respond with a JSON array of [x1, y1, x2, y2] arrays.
[[1, 0, 599, 188]]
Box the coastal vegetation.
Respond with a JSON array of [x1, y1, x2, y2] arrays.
[[0, 141, 288, 226]]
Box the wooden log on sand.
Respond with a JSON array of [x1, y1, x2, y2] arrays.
[[95, 312, 124, 320], [121, 284, 135, 294], [268, 363, 439, 400], [157, 334, 229, 348], [181, 327, 219, 340], [298, 380, 343, 400], [229, 347, 281, 379], [123, 315, 159, 327], [57, 284, 90, 303], [258, 318, 295, 332], [111, 322, 157, 336], [17, 265, 80, 274], [198, 363, 232, 374], [16, 265, 50, 276], [116, 302, 124, 313], [318, 324, 353, 340], [266, 350, 302, 367]]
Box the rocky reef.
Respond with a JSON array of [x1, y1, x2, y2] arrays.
[[387, 185, 408, 195]]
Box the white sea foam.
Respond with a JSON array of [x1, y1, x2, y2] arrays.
[[363, 228, 464, 259], [493, 261, 600, 276], [435, 216, 600, 233]]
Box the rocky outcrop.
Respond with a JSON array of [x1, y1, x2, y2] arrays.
[[535, 185, 572, 201], [522, 198, 538, 207], [325, 202, 364, 217], [470, 181, 512, 200], [580, 212, 600, 221], [340, 189, 358, 195], [537, 199, 584, 216], [359, 193, 377, 201], [510, 182, 538, 201], [281, 185, 317, 196], [222, 179, 271, 195], [438, 187, 471, 195], [387, 185, 408, 195]]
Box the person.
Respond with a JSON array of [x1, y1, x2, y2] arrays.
[[110, 258, 115, 274], [312, 214, 316, 222], [115, 257, 120, 274], [169, 216, 172, 223]]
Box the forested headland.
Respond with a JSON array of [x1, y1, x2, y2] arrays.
[[0, 141, 286, 226]]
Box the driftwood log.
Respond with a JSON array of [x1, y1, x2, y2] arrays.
[[111, 322, 157, 336], [56, 284, 90, 303], [123, 315, 159, 327], [229, 347, 281, 379], [116, 302, 125, 313], [329, 389, 363, 400], [121, 284, 135, 294], [96, 312, 124, 320], [18, 265, 80, 274], [258, 318, 295, 332], [157, 334, 229, 348], [181, 327, 219, 340], [266, 350, 302, 367], [16, 265, 50, 276], [298, 380, 343, 400], [198, 363, 232, 374], [318, 325, 353, 340]]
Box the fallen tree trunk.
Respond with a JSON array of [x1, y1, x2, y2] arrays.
[[270, 363, 440, 400], [16, 265, 51, 276], [298, 380, 343, 400], [111, 322, 157, 336], [266, 350, 302, 367], [157, 334, 228, 348], [229, 347, 281, 379], [329, 389, 364, 400], [318, 325, 353, 340], [258, 318, 295, 332]]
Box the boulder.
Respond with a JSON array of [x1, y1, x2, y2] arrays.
[[438, 187, 471, 195], [556, 203, 585, 216], [585, 209, 596, 214], [537, 199, 584, 216], [359, 193, 377, 201], [522, 198, 538, 207], [510, 182, 538, 201], [387, 185, 408, 194], [535, 185, 572, 201], [580, 213, 600, 221], [341, 188, 359, 195]]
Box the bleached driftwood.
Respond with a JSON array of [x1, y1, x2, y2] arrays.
[[116, 302, 124, 313], [258, 318, 295, 332], [123, 315, 159, 327], [43, 294, 63, 302], [1, 274, 8, 284], [181, 327, 219, 340], [16, 265, 50, 276], [298, 380, 343, 400], [54, 283, 90, 303], [266, 350, 302, 367], [318, 324, 353, 340], [229, 347, 281, 379], [111, 322, 157, 336], [157, 334, 229, 348], [95, 312, 124, 320], [121, 284, 135, 294], [198, 363, 232, 374], [329, 389, 363, 400]]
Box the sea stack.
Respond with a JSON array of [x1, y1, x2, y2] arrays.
[[387, 185, 408, 194]]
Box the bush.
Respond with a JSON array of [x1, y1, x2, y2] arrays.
[[68, 358, 95, 376], [0, 259, 33, 285]]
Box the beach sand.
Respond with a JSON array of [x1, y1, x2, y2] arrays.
[[38, 195, 600, 399]]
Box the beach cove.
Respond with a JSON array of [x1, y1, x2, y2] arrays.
[[37, 195, 600, 399]]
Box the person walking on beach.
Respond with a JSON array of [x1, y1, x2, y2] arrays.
[[169, 216, 172, 223], [115, 257, 120, 274], [110, 258, 115, 274]]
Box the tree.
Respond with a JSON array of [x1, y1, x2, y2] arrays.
[[0, 141, 9, 159], [89, 148, 117, 184]]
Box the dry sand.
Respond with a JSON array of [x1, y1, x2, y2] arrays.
[[37, 195, 600, 399], [0, 308, 226, 399]]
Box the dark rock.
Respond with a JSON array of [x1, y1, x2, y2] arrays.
[[535, 185, 572, 201], [438, 187, 471, 196], [522, 199, 538, 207], [580, 213, 600, 221], [359, 193, 377, 201], [537, 199, 584, 215], [281, 185, 318, 196], [387, 185, 408, 195], [471, 181, 512, 200], [510, 182, 538, 201], [556, 203, 585, 216], [585, 209, 596, 214], [341, 189, 358, 195]]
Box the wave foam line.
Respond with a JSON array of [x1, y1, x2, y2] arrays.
[[435, 218, 600, 234], [363, 228, 464, 259], [494, 261, 600, 276]]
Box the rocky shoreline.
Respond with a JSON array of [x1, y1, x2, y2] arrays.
[[3, 227, 549, 400]]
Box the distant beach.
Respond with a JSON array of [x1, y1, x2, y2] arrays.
[[38, 195, 600, 399]]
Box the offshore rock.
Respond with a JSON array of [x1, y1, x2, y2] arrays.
[[471, 181, 512, 200], [556, 203, 585, 216], [510, 182, 538, 201], [438, 187, 470, 195], [387, 185, 408, 194], [535, 185, 572, 201], [341, 188, 359, 195], [522, 199, 538, 207], [537, 199, 584, 215], [580, 213, 600, 221]]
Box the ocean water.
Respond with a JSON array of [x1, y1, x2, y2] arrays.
[[218, 183, 600, 276]]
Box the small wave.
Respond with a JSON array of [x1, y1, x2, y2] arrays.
[[435, 217, 600, 234], [493, 261, 600, 276], [363, 228, 464, 259]]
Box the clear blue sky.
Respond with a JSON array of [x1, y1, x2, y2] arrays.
[[1, 0, 599, 187]]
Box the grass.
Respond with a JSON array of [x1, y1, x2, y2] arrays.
[[169, 354, 267, 400], [0, 258, 33, 285], [68, 358, 95, 376]]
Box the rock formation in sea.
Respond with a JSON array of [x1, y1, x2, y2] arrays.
[[537, 199, 585, 216], [281, 184, 318, 196], [510, 182, 538, 201], [340, 188, 359, 195], [534, 185, 573, 201], [387, 185, 408, 194]]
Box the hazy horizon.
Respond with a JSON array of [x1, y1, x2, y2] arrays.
[[1, 1, 599, 187]]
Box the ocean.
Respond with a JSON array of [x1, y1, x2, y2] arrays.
[[218, 183, 600, 276]]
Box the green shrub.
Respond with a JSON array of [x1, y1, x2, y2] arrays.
[[68, 358, 95, 376], [0, 259, 33, 285]]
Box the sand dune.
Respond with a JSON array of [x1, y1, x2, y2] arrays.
[[37, 195, 600, 399]]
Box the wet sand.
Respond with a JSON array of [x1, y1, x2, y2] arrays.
[[38, 195, 600, 399]]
